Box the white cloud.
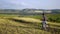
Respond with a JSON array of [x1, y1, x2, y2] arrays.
[[0, 0, 60, 9], [6, 0, 29, 6]]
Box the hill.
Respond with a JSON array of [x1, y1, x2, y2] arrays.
[[0, 9, 60, 15]]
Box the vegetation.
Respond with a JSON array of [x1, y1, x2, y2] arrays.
[[47, 14, 60, 23], [0, 14, 60, 34], [22, 14, 60, 23]]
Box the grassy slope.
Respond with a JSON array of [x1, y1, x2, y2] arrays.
[[0, 16, 60, 34]]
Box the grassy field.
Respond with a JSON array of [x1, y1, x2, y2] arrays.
[[0, 14, 60, 34], [21, 14, 60, 23]]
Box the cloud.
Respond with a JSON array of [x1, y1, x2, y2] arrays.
[[0, 0, 23, 9], [0, 0, 41, 9], [0, 0, 60, 9]]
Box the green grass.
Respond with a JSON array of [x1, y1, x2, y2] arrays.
[[0, 14, 60, 34], [0, 16, 60, 34], [20, 14, 60, 23]]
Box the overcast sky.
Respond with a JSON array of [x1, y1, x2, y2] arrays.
[[0, 0, 60, 9]]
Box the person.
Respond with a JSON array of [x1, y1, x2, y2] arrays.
[[42, 12, 47, 30], [42, 20, 47, 30]]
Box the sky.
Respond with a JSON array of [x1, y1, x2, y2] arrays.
[[0, 0, 60, 9]]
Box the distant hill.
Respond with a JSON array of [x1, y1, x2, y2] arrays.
[[0, 9, 60, 15], [0, 9, 21, 13], [51, 9, 60, 14]]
